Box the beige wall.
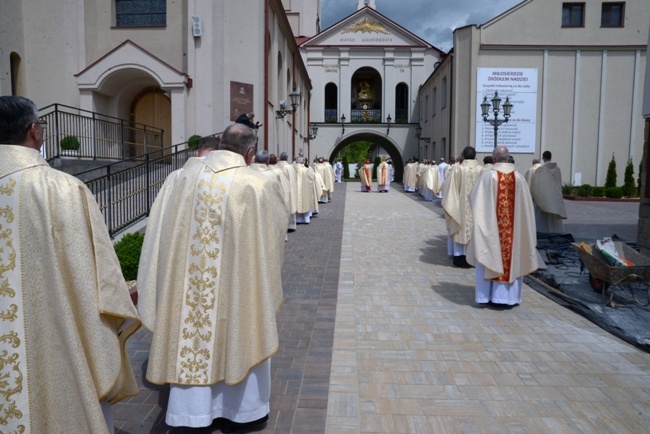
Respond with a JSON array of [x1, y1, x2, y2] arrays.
[[424, 0, 648, 185]]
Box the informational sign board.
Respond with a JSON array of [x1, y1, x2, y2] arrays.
[[475, 68, 537, 153], [230, 81, 254, 121]]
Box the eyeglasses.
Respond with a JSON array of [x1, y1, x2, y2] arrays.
[[27, 120, 47, 132]]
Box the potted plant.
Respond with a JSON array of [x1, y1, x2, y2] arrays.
[[60, 135, 81, 157]]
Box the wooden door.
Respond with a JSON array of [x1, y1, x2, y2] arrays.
[[130, 87, 171, 156]]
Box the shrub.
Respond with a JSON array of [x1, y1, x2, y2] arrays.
[[562, 182, 574, 195], [591, 186, 605, 197], [605, 186, 623, 199], [577, 184, 592, 197], [622, 160, 636, 197], [343, 156, 350, 179], [60, 135, 80, 151], [187, 134, 202, 148], [114, 232, 145, 281], [605, 154, 617, 188]]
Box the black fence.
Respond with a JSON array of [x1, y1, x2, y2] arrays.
[[39, 103, 165, 161], [75, 143, 195, 237], [350, 109, 382, 122]]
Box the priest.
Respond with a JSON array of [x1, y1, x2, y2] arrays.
[[276, 151, 299, 231], [530, 151, 567, 233], [0, 96, 141, 433], [359, 158, 372, 192], [467, 145, 538, 306], [137, 123, 287, 430], [441, 146, 484, 268], [376, 156, 391, 192]]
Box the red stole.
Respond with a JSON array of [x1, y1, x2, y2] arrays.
[[492, 171, 516, 282]]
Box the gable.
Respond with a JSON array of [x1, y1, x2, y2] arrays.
[[302, 7, 432, 49]]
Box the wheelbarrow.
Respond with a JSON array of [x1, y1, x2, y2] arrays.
[[572, 241, 650, 308]]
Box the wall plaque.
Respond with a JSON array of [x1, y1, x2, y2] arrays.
[[230, 81, 254, 121]]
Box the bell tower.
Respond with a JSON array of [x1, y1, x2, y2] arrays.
[[357, 0, 376, 10]]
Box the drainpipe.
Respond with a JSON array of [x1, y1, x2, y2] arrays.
[[448, 53, 453, 161], [264, 0, 269, 150]]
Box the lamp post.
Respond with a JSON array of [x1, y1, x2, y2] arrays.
[[480, 91, 513, 149], [340, 114, 346, 135], [386, 114, 392, 135]]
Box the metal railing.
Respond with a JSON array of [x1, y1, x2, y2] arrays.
[[75, 142, 196, 237], [38, 103, 165, 161], [350, 109, 382, 122]]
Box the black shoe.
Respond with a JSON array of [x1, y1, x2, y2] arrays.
[[221, 415, 269, 433]]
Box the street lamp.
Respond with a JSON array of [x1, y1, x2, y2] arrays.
[[481, 91, 512, 149], [340, 114, 346, 135], [415, 125, 430, 143], [303, 124, 318, 142], [276, 89, 301, 118], [386, 114, 392, 135]]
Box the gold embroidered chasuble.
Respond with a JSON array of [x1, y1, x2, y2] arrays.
[[424, 164, 441, 194], [275, 161, 298, 214], [311, 166, 327, 202], [292, 164, 315, 214], [530, 162, 567, 218], [402, 163, 417, 189], [441, 160, 484, 245], [467, 163, 538, 283], [0, 145, 141, 433], [376, 161, 389, 186], [315, 162, 334, 193], [137, 150, 286, 386], [524, 163, 542, 191], [359, 164, 372, 187]]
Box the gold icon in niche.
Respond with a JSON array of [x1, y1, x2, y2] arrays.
[[358, 81, 373, 101]]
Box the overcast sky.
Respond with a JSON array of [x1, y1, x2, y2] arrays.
[[321, 0, 522, 52]]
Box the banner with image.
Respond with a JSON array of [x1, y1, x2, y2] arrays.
[[475, 68, 537, 153]]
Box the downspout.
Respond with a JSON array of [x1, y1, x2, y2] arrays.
[[308, 92, 311, 161], [448, 53, 453, 161], [292, 51, 297, 158], [264, 0, 269, 150]]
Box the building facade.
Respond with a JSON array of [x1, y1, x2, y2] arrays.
[[0, 0, 315, 156], [419, 0, 648, 185], [300, 2, 443, 173]]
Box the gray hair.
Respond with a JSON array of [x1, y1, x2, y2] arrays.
[[197, 134, 221, 153], [0, 96, 39, 144], [295, 156, 306, 164], [255, 149, 270, 164], [279, 152, 289, 161], [493, 146, 510, 163], [219, 123, 257, 156]]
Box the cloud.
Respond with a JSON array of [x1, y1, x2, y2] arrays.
[[320, 0, 521, 50]]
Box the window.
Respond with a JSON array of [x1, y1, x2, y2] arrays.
[[325, 83, 338, 122], [432, 88, 437, 115], [601, 2, 624, 27], [562, 3, 585, 27], [115, 0, 166, 27], [441, 78, 447, 109], [395, 83, 408, 122]]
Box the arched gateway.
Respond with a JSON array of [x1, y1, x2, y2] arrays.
[[328, 131, 405, 182]]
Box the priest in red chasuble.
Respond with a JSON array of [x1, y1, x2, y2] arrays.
[[359, 158, 372, 192], [467, 146, 538, 306]]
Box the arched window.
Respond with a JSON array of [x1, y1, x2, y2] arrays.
[[10, 52, 22, 96], [395, 83, 408, 123], [325, 83, 337, 122]]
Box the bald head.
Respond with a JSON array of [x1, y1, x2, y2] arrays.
[[493, 146, 510, 163], [220, 123, 256, 156]]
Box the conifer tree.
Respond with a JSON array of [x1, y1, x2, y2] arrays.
[[622, 159, 635, 197], [343, 156, 350, 180], [605, 154, 617, 188]]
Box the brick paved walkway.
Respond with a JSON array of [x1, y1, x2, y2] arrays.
[[114, 182, 650, 433]]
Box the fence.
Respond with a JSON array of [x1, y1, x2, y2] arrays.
[[39, 103, 165, 161], [75, 143, 195, 237]]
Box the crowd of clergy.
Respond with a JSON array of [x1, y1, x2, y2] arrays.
[[403, 146, 566, 308]]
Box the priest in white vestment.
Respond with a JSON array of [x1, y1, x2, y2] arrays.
[[334, 159, 344, 182], [376, 157, 391, 192], [530, 151, 567, 234], [359, 159, 372, 192], [137, 123, 287, 430], [441, 147, 484, 268], [0, 96, 141, 433], [467, 146, 538, 306], [403, 160, 417, 192], [251, 150, 290, 225], [276, 152, 298, 231], [294, 157, 316, 223]]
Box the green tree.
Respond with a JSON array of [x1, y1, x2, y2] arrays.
[[372, 156, 381, 180], [622, 159, 636, 197], [605, 154, 617, 188], [343, 155, 350, 179], [339, 141, 372, 164]]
